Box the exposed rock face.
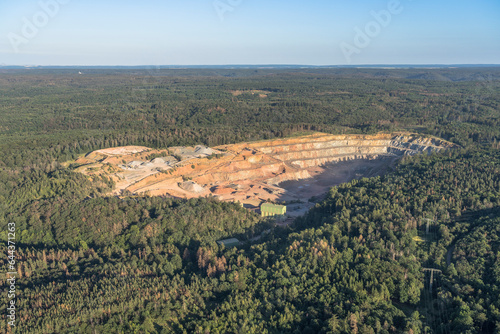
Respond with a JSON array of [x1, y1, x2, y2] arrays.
[[217, 133, 456, 174], [76, 132, 459, 204], [179, 181, 205, 194]]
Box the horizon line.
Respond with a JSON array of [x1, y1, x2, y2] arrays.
[[2, 64, 500, 68]]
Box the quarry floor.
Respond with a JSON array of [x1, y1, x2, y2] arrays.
[[273, 156, 398, 217], [73, 132, 456, 221]]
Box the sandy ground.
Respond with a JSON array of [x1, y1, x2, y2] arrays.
[[74, 133, 454, 218], [275, 157, 398, 215], [279, 157, 397, 201]]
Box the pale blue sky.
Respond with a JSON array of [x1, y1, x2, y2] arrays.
[[0, 0, 499, 65]]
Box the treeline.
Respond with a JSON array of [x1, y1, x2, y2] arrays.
[[1, 69, 499, 172]]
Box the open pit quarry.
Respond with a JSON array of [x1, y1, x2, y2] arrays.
[[74, 132, 458, 216]]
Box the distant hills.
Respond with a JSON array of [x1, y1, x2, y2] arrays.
[[2, 64, 499, 81], [1, 64, 499, 69]]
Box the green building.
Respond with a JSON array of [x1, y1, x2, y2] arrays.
[[260, 203, 287, 217], [217, 238, 240, 248]]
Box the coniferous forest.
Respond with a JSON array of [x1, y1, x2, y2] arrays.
[[0, 67, 499, 333]]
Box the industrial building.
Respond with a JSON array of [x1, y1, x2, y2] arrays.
[[217, 238, 240, 248], [260, 203, 286, 217]]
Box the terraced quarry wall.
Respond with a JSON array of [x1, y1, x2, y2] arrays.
[[75, 132, 458, 208]]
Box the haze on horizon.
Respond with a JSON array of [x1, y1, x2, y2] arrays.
[[0, 0, 499, 66]]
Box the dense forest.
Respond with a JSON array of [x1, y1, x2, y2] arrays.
[[0, 68, 499, 333]]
